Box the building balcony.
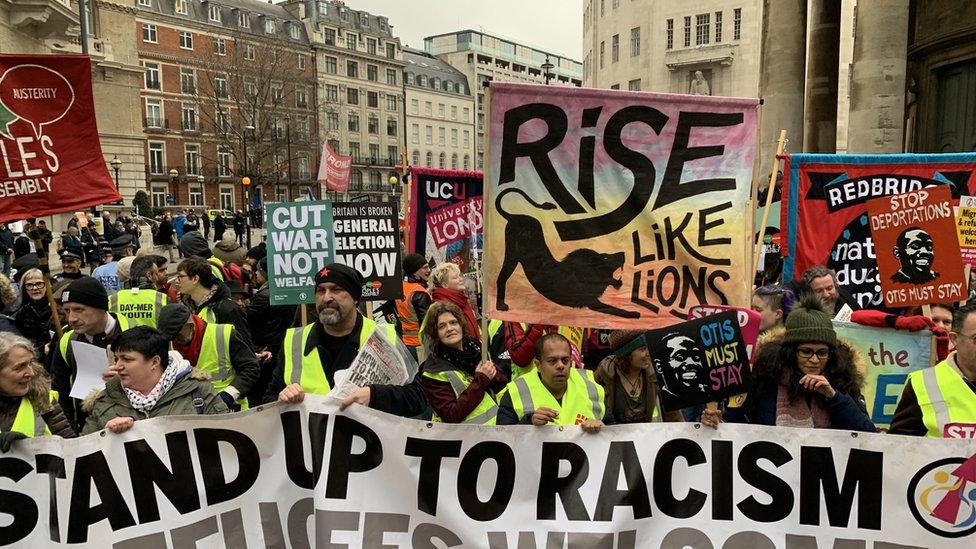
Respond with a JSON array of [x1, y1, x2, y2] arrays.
[[664, 43, 738, 71], [144, 117, 169, 131], [5, 0, 79, 40], [350, 156, 396, 167]]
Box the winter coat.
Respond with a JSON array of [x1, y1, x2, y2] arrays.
[[0, 359, 75, 438], [233, 214, 246, 233], [213, 216, 226, 242], [722, 326, 877, 432], [12, 299, 53, 360], [0, 227, 13, 252], [187, 282, 253, 348], [155, 219, 175, 246], [61, 234, 83, 256], [81, 360, 228, 435], [179, 230, 212, 259], [13, 235, 31, 259], [213, 236, 247, 266]]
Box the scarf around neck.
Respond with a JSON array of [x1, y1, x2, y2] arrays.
[[123, 352, 191, 413], [436, 337, 482, 373], [430, 287, 480, 337]]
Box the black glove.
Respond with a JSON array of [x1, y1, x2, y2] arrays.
[[0, 431, 28, 452]]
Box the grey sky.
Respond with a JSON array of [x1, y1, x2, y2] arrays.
[[344, 0, 584, 60]]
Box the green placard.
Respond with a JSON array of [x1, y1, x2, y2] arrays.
[[267, 200, 334, 305]]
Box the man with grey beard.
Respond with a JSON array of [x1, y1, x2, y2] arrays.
[[265, 263, 428, 417]]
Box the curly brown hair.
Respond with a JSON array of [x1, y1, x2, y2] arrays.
[[753, 340, 866, 404], [421, 301, 473, 353]]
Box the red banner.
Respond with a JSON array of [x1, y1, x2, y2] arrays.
[[317, 142, 351, 193], [0, 55, 120, 222], [867, 186, 967, 307]]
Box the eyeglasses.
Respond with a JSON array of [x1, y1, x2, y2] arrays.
[[956, 332, 976, 345], [176, 273, 188, 280], [797, 348, 830, 360], [24, 282, 45, 290]]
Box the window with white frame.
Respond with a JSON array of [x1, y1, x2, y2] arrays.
[[367, 64, 378, 81], [424, 101, 432, 116], [142, 24, 157, 43], [189, 185, 203, 206], [239, 12, 249, 28], [346, 88, 358, 105], [451, 128, 458, 147], [684, 16, 691, 47], [451, 153, 458, 170], [209, 4, 221, 22], [244, 79, 257, 98], [215, 107, 230, 133], [451, 105, 458, 120], [265, 18, 276, 34], [144, 62, 160, 90], [463, 130, 470, 148], [297, 116, 308, 138], [348, 113, 359, 132], [386, 96, 397, 111], [387, 69, 397, 86], [425, 125, 432, 145], [366, 38, 376, 55], [297, 53, 306, 70], [360, 13, 369, 27], [218, 148, 232, 176], [666, 19, 673, 50], [463, 154, 470, 170], [412, 150, 420, 166], [411, 99, 418, 115], [138, 0, 151, 7], [612, 34, 619, 62], [326, 112, 339, 130], [219, 186, 234, 210], [289, 24, 300, 40], [462, 107, 469, 121], [145, 99, 162, 126], [325, 84, 338, 102], [152, 186, 166, 208], [214, 74, 228, 98], [734, 8, 741, 40], [387, 118, 397, 137], [715, 11, 723, 42], [276, 185, 288, 203], [180, 67, 197, 93], [346, 33, 356, 50], [426, 151, 433, 167], [696, 13, 710, 45], [181, 103, 197, 131], [324, 56, 337, 74], [177, 31, 192, 50], [324, 27, 336, 45], [175, 0, 186, 13], [185, 144, 200, 175], [148, 142, 165, 174], [298, 154, 309, 179], [411, 124, 419, 144], [438, 104, 445, 118], [244, 43, 254, 61], [368, 118, 380, 136], [631, 27, 640, 56], [628, 79, 641, 91], [438, 152, 445, 169], [295, 87, 307, 108], [213, 38, 226, 55], [438, 127, 445, 146], [386, 43, 396, 59]]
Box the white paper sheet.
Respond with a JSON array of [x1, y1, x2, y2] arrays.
[[68, 340, 109, 400]]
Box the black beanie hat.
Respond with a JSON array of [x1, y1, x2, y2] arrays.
[[403, 253, 427, 277], [179, 231, 212, 259], [157, 303, 192, 340], [314, 263, 364, 302], [62, 276, 109, 310], [246, 243, 267, 260], [258, 256, 268, 275]]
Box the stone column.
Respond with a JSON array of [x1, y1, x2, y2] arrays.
[[759, 0, 807, 183], [803, 0, 842, 152], [846, 0, 910, 153]]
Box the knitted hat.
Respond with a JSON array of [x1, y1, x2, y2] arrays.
[[783, 294, 837, 346], [157, 303, 192, 340], [257, 256, 268, 276], [246, 243, 267, 261], [610, 330, 645, 353], [62, 276, 109, 310], [403, 253, 427, 277], [179, 231, 212, 259], [314, 263, 364, 302]]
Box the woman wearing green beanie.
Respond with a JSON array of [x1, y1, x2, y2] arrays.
[[701, 295, 876, 432]]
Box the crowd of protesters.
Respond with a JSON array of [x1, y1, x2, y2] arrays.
[[1, 212, 975, 452]]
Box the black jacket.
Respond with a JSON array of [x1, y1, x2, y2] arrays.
[[264, 315, 428, 418], [12, 300, 53, 360], [189, 283, 253, 349], [0, 227, 13, 251]]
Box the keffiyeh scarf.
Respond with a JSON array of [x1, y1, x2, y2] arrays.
[[123, 360, 190, 413]]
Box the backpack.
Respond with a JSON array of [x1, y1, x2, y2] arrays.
[[221, 262, 244, 284]]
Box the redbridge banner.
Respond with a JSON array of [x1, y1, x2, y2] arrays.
[[780, 153, 976, 309], [3, 397, 976, 546], [485, 83, 757, 329], [408, 167, 483, 273], [0, 55, 121, 222]]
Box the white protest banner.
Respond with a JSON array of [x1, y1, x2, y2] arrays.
[[3, 397, 976, 547]]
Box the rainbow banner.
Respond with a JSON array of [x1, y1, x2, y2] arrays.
[[485, 83, 759, 329]]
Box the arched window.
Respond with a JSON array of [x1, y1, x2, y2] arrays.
[[463, 154, 470, 170], [412, 150, 420, 166], [451, 153, 458, 170], [426, 151, 433, 167], [418, 75, 428, 86], [431, 77, 440, 89], [438, 152, 446, 169], [405, 72, 414, 84]]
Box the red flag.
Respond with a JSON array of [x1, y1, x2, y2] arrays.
[[0, 54, 121, 222], [317, 142, 351, 193]]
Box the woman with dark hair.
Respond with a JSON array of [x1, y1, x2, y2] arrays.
[[701, 295, 876, 432], [595, 330, 684, 424], [752, 285, 797, 334], [419, 301, 506, 424]]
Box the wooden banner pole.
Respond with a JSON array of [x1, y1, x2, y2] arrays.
[[27, 221, 64, 340], [480, 84, 492, 363], [754, 130, 788, 269]]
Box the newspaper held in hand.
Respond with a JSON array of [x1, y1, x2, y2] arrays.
[[330, 322, 419, 400]]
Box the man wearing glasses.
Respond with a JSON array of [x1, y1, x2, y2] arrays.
[[891, 302, 976, 437]]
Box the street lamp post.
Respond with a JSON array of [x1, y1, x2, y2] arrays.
[[241, 124, 255, 249], [168, 168, 179, 208], [109, 156, 122, 203], [285, 116, 293, 199], [542, 55, 555, 85]]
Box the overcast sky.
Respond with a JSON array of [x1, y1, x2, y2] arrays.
[[344, 0, 584, 60]]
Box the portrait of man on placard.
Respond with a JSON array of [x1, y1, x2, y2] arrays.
[[891, 227, 939, 284], [654, 332, 709, 401]]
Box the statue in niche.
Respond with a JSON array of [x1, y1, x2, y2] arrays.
[[689, 70, 711, 95]]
